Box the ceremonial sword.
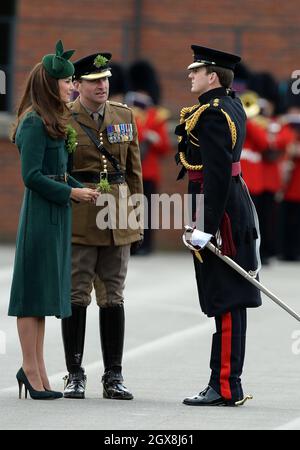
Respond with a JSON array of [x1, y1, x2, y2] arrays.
[[183, 226, 300, 322]]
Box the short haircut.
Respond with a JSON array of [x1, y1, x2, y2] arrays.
[[205, 65, 234, 88]]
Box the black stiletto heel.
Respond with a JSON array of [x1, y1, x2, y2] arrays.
[[18, 379, 23, 399]]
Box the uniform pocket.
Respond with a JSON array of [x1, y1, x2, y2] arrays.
[[72, 145, 90, 169], [118, 143, 129, 167]]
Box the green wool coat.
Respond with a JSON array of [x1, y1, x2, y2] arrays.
[[8, 111, 82, 318]]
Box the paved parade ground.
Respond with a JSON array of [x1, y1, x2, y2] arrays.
[[0, 245, 300, 430]]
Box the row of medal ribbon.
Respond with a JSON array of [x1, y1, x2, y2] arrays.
[[106, 123, 134, 144]]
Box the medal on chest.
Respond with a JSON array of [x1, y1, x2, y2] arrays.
[[107, 124, 133, 144]]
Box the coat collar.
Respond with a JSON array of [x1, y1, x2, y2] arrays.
[[69, 98, 117, 133], [198, 87, 228, 105], [100, 100, 117, 133]]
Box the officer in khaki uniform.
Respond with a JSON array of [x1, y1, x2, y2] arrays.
[[62, 52, 143, 400]]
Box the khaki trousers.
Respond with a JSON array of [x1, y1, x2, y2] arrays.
[[71, 244, 131, 307]]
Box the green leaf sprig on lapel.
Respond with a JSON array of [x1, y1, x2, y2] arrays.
[[65, 125, 78, 153]]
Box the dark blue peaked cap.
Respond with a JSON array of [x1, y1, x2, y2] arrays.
[[73, 52, 112, 80], [188, 45, 241, 71]]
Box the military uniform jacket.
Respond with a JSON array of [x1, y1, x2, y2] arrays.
[[175, 87, 262, 317], [69, 98, 143, 246], [9, 111, 82, 318]]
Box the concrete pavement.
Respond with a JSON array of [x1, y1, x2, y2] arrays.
[[0, 246, 300, 430]]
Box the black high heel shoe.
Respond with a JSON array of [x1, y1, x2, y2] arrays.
[[44, 388, 63, 399], [16, 368, 56, 400]]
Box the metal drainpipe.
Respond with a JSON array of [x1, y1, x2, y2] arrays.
[[133, 0, 143, 60]]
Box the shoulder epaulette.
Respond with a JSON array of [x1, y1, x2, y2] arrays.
[[108, 100, 131, 110], [211, 98, 220, 108]]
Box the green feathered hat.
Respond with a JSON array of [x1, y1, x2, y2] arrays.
[[42, 40, 75, 79]]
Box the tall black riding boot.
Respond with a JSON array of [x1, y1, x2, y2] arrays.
[[99, 304, 133, 400], [62, 304, 87, 399]]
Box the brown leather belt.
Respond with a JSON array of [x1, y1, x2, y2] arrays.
[[46, 173, 69, 183]]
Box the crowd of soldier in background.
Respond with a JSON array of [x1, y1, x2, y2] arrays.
[[108, 60, 172, 256], [107, 59, 300, 262], [234, 65, 300, 264]]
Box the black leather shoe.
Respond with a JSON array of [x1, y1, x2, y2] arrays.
[[102, 370, 133, 400], [183, 386, 235, 406], [63, 372, 87, 399]]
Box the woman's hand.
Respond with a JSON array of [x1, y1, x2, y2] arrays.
[[70, 188, 99, 203]]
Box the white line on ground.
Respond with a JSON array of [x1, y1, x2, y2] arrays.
[[141, 303, 200, 315], [1, 320, 213, 393]]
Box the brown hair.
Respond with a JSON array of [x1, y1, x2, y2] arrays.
[[12, 62, 68, 142], [205, 65, 234, 89]]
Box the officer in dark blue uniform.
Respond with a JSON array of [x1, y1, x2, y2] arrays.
[[175, 46, 262, 406]]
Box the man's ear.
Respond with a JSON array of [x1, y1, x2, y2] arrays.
[[73, 80, 80, 92], [208, 71, 218, 85]]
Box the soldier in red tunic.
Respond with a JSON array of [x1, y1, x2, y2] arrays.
[[127, 61, 172, 254], [280, 91, 300, 261], [240, 91, 268, 204], [247, 73, 294, 263]]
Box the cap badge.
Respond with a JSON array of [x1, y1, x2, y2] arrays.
[[94, 55, 109, 68]]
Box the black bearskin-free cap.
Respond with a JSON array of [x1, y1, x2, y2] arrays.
[[188, 45, 241, 71], [109, 62, 127, 96], [248, 72, 279, 104], [73, 52, 112, 80], [128, 60, 161, 105]]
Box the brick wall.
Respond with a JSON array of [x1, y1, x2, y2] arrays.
[[2, 0, 300, 245], [0, 139, 23, 242], [13, 0, 300, 113]]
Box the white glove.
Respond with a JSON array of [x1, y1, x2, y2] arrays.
[[182, 226, 213, 250], [191, 229, 213, 249]]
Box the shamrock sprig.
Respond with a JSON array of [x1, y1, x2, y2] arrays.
[[65, 125, 78, 153], [94, 55, 108, 69], [97, 176, 111, 193]]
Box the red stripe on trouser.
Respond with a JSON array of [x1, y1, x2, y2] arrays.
[[220, 312, 232, 400]]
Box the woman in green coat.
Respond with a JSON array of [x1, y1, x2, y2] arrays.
[[8, 41, 99, 400]]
